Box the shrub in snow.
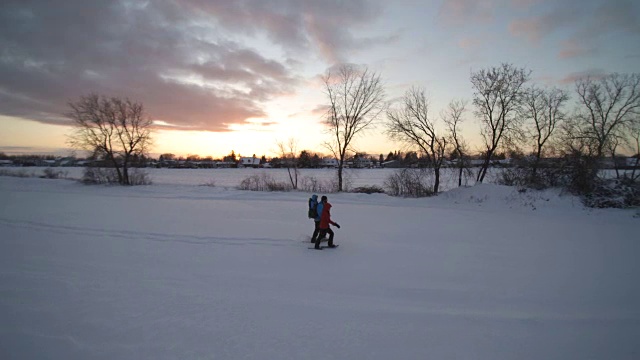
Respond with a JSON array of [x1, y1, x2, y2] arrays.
[[82, 167, 117, 184], [128, 168, 152, 185], [299, 176, 339, 193], [583, 177, 640, 208], [350, 186, 385, 194], [0, 169, 34, 178], [238, 173, 290, 191], [41, 167, 68, 179], [82, 167, 151, 185], [384, 168, 434, 197], [498, 158, 570, 190]]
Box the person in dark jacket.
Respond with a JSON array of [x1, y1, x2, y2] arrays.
[[315, 195, 340, 249]]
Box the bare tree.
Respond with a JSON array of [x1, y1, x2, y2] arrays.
[[276, 138, 300, 190], [630, 126, 640, 181], [471, 63, 530, 182], [323, 64, 385, 191], [521, 86, 570, 177], [386, 87, 448, 194], [574, 73, 640, 160], [67, 94, 152, 185], [442, 99, 470, 187]]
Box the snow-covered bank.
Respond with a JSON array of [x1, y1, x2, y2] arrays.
[[1, 177, 638, 360]]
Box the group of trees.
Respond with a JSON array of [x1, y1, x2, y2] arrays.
[[319, 63, 639, 199], [65, 63, 639, 205]]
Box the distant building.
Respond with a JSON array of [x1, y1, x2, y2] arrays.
[[238, 156, 261, 168], [320, 157, 338, 168], [353, 156, 373, 168]]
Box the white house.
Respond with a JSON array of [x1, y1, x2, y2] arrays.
[[353, 156, 373, 168], [320, 157, 339, 168], [238, 156, 261, 168]]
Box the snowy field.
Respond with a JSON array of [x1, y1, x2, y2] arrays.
[[0, 166, 488, 190], [1, 175, 639, 359]]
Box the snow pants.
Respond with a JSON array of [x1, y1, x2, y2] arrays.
[[315, 228, 334, 248], [311, 221, 321, 242]]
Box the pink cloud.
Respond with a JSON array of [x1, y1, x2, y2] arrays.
[[559, 68, 607, 85], [557, 39, 595, 60], [508, 17, 546, 43]]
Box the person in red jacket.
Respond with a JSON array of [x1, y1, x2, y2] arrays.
[[315, 195, 340, 249]]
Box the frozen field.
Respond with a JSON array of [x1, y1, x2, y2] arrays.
[[0, 166, 486, 190], [0, 175, 639, 359]]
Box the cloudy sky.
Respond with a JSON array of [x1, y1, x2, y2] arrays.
[[1, 0, 638, 158]]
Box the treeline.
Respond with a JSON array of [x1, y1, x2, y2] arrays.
[[0, 153, 57, 161]]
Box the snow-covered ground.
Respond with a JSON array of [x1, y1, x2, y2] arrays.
[[1, 176, 639, 359]]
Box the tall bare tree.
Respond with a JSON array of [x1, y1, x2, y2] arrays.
[[574, 73, 640, 159], [521, 86, 570, 177], [630, 126, 640, 181], [67, 94, 152, 185], [471, 63, 530, 182], [386, 87, 448, 194], [442, 99, 470, 187], [276, 138, 300, 190], [323, 64, 385, 191]]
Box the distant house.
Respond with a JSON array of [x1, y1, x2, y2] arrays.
[[59, 157, 76, 167], [0, 160, 13, 167], [320, 157, 338, 168], [238, 156, 261, 168], [353, 156, 373, 168], [36, 159, 57, 167]]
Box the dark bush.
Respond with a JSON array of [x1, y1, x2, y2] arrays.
[[238, 173, 290, 191], [41, 167, 68, 179], [351, 186, 385, 194], [583, 177, 640, 208], [82, 167, 151, 185], [384, 168, 434, 197], [299, 176, 338, 193]]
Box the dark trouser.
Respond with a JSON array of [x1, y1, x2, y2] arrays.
[[315, 228, 334, 248], [311, 221, 320, 242]]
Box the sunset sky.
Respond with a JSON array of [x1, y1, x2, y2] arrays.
[[1, 0, 639, 159]]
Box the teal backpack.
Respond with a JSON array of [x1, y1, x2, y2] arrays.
[[308, 197, 318, 219]]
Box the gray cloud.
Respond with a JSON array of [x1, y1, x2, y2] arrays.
[[0, 0, 385, 131], [437, 0, 496, 26], [507, 0, 640, 59]]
